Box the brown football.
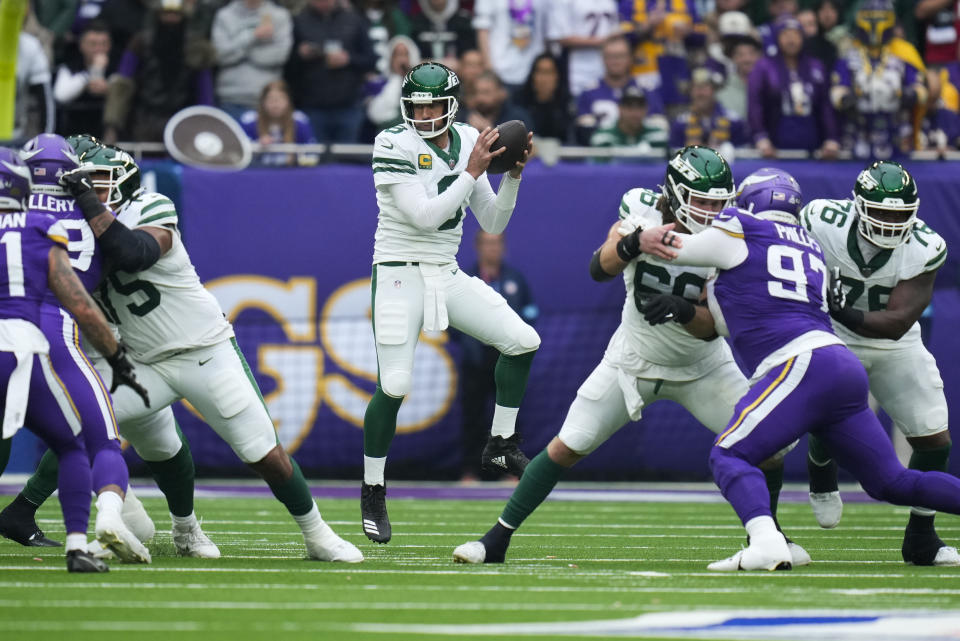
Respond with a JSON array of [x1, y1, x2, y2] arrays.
[[487, 120, 529, 174]]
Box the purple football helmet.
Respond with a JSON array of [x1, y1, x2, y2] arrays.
[[0, 147, 32, 211], [20, 134, 79, 195], [735, 167, 803, 217]]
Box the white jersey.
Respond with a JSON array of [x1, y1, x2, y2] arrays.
[[372, 122, 481, 265], [547, 0, 619, 96], [95, 190, 234, 363], [800, 198, 947, 351], [610, 188, 734, 380]]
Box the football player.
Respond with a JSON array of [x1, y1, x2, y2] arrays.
[[50, 145, 361, 563], [363, 61, 537, 544], [0, 147, 146, 572], [627, 167, 960, 571], [452, 149, 809, 567], [800, 161, 956, 566], [0, 135, 151, 564]]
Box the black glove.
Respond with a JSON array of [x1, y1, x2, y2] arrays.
[[616, 228, 642, 262], [826, 267, 864, 331], [106, 343, 151, 408], [641, 294, 697, 326], [60, 169, 106, 221], [838, 91, 856, 113]]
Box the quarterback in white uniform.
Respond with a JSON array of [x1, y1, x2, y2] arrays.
[[362, 62, 539, 544], [453, 147, 809, 566], [800, 161, 955, 566], [66, 145, 362, 563]]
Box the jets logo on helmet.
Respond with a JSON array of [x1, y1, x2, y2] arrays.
[[662, 146, 735, 234], [80, 145, 142, 208], [853, 160, 919, 249], [400, 62, 461, 139]]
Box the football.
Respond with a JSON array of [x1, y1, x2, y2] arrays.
[[487, 120, 529, 174]]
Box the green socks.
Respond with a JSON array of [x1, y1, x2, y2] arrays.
[[763, 464, 784, 517], [494, 351, 536, 408], [363, 387, 403, 458], [22, 449, 59, 507], [145, 438, 196, 518], [268, 457, 315, 517], [0, 438, 10, 476], [908, 443, 951, 473], [500, 450, 566, 529]]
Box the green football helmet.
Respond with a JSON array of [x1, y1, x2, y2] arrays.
[[853, 160, 919, 249], [400, 62, 460, 139], [662, 145, 735, 233], [80, 145, 141, 208], [65, 133, 104, 158]]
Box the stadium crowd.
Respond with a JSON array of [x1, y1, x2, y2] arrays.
[[11, 0, 960, 160]]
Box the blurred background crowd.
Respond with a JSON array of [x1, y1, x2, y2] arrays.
[[10, 0, 960, 161]]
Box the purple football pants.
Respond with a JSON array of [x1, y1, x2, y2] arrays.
[[710, 344, 960, 525], [41, 305, 128, 493], [0, 352, 92, 534]]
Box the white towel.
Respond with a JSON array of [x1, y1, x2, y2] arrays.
[[617, 367, 645, 422], [419, 264, 449, 332], [0, 320, 50, 439]]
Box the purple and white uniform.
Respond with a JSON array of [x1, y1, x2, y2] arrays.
[[0, 210, 93, 534], [663, 207, 960, 527]]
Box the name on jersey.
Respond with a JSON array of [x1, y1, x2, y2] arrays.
[[774, 223, 821, 252], [0, 212, 26, 229], [28, 193, 76, 213]]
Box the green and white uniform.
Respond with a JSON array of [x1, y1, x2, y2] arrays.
[[92, 190, 278, 463], [370, 122, 539, 398], [801, 198, 948, 438], [559, 188, 748, 455]]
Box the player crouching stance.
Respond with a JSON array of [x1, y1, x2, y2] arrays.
[[362, 62, 538, 543]]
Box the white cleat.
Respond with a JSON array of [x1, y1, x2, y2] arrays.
[[305, 522, 363, 563], [172, 520, 221, 559], [86, 538, 116, 560], [708, 532, 792, 572], [453, 541, 486, 564], [122, 488, 156, 543], [96, 511, 151, 564], [933, 546, 960, 567], [809, 491, 843, 529], [788, 541, 812, 567]]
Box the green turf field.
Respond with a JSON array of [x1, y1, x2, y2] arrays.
[[1, 487, 958, 641]]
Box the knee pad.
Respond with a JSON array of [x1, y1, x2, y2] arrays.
[[502, 325, 540, 356], [380, 369, 411, 398]]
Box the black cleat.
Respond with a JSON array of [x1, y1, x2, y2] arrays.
[[66, 549, 110, 573], [361, 483, 391, 543], [902, 528, 960, 566], [0, 504, 61, 547], [481, 434, 529, 477]]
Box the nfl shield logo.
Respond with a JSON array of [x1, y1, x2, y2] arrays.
[[394, 280, 402, 288], [448, 159, 455, 168]]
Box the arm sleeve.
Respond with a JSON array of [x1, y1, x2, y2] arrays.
[[468, 173, 521, 234], [387, 174, 478, 230], [53, 65, 88, 103], [671, 226, 748, 269]]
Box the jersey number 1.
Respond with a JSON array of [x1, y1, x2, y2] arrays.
[[1, 232, 25, 297]]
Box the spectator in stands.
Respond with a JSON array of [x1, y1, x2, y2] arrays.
[[547, 0, 620, 97], [288, 0, 377, 144], [457, 48, 486, 97], [34, 0, 80, 59], [411, 0, 476, 67], [921, 66, 960, 151], [366, 35, 421, 130], [575, 36, 666, 145], [832, 0, 927, 158], [590, 86, 668, 154], [101, 0, 216, 143], [240, 80, 316, 166], [801, 0, 840, 71], [516, 53, 571, 142], [458, 71, 534, 131], [756, 0, 797, 56], [97, 0, 149, 56], [748, 14, 839, 159], [358, 0, 412, 76], [716, 32, 760, 120], [915, 0, 960, 66], [669, 67, 746, 153], [473, 0, 549, 96], [54, 20, 113, 138], [454, 231, 537, 482], [212, 0, 293, 123], [706, 11, 755, 82], [12, 28, 54, 144]]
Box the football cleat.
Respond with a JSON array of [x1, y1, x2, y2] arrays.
[[86, 539, 116, 560], [172, 520, 221, 559], [453, 540, 487, 564], [809, 491, 843, 529], [305, 522, 363, 563], [95, 511, 151, 564], [122, 488, 156, 543], [66, 549, 110, 573], [902, 529, 960, 566], [787, 541, 812, 567], [361, 483, 391, 543], [481, 434, 529, 477], [709, 532, 792, 572], [0, 500, 61, 547]]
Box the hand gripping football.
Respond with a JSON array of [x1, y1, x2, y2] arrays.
[[487, 120, 529, 175]]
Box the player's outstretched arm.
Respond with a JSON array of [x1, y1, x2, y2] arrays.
[[833, 269, 936, 340]]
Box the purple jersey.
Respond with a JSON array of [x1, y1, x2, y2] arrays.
[[0, 212, 68, 327], [709, 209, 835, 375], [27, 193, 104, 297]]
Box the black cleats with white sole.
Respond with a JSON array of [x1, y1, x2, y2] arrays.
[[361, 483, 391, 543], [481, 434, 529, 477]]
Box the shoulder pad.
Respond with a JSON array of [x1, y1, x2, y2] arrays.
[[910, 219, 948, 272]]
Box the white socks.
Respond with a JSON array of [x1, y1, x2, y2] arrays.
[[293, 502, 324, 534], [171, 511, 199, 531], [364, 456, 386, 486], [95, 490, 124, 518], [491, 405, 519, 438], [744, 515, 779, 541], [66, 533, 87, 551]]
